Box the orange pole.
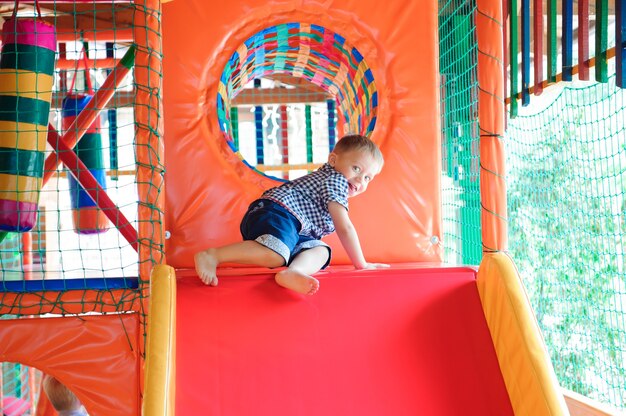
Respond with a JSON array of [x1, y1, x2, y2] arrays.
[[21, 232, 36, 410], [476, 0, 507, 252], [21, 232, 36, 413], [134, 0, 165, 396], [28, 367, 37, 415]]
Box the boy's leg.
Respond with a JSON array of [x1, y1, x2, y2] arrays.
[[275, 246, 329, 295], [195, 240, 284, 286]]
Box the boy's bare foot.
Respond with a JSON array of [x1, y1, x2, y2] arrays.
[[194, 249, 219, 286], [275, 269, 320, 295]]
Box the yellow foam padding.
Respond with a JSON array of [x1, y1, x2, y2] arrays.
[[0, 121, 48, 151], [0, 174, 42, 203], [0, 69, 54, 101], [142, 264, 177, 416], [477, 252, 570, 416]]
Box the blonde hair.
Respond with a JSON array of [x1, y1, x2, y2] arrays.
[[43, 375, 82, 412], [332, 134, 384, 167]]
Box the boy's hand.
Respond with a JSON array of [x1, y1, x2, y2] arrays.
[[357, 262, 391, 270]]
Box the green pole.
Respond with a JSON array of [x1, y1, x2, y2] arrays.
[[595, 0, 608, 82], [305, 104, 313, 165], [230, 107, 239, 150]]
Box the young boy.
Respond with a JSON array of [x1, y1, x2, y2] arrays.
[[194, 134, 388, 295], [42, 375, 88, 416]]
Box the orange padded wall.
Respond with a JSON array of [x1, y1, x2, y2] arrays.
[[162, 0, 442, 267], [0, 314, 140, 416]]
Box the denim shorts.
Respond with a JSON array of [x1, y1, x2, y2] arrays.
[[240, 199, 331, 268]]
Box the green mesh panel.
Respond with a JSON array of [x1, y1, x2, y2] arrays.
[[507, 75, 626, 411], [0, 5, 145, 298], [1, 1, 163, 410], [438, 0, 482, 265], [1, 361, 40, 415]]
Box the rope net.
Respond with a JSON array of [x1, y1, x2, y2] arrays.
[[507, 75, 626, 409], [0, 5, 145, 303], [0, 1, 163, 413], [438, 0, 482, 265], [439, 0, 625, 411]]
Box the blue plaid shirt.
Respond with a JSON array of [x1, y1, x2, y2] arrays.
[[261, 163, 349, 239]]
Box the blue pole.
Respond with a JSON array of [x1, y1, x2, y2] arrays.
[[106, 42, 119, 180], [617, 0, 625, 88], [254, 79, 264, 165], [562, 0, 574, 81], [327, 99, 336, 151]]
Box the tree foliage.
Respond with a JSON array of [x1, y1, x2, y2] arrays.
[[507, 85, 626, 409]]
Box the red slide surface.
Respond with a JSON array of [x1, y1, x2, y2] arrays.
[[176, 266, 514, 415]]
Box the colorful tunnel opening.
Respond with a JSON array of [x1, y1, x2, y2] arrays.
[[216, 22, 378, 178]]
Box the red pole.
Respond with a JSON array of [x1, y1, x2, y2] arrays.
[[476, 0, 507, 251], [533, 0, 544, 95], [578, 0, 590, 80], [280, 105, 289, 179], [47, 128, 138, 251]]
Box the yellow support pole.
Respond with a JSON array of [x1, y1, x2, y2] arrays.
[[477, 253, 569, 415], [142, 265, 176, 416]]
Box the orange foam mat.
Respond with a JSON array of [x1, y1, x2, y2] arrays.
[[0, 313, 140, 415], [176, 266, 514, 415]]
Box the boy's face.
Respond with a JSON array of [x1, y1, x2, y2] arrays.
[[328, 149, 381, 198]]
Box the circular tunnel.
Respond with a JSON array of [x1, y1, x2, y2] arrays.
[[216, 22, 378, 158]]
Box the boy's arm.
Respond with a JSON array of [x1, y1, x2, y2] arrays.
[[328, 201, 388, 270]]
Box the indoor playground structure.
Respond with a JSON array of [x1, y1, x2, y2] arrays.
[[0, 0, 624, 415]]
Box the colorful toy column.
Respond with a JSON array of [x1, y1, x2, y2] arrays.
[[62, 45, 108, 234], [0, 16, 56, 232], [62, 94, 108, 234]]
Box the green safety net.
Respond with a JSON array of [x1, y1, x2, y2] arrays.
[[0, 4, 142, 292], [438, 0, 625, 411], [438, 0, 482, 265], [1, 360, 40, 415], [0, 1, 163, 413], [507, 75, 626, 410]]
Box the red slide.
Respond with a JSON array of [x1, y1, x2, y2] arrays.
[[176, 266, 514, 415]]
